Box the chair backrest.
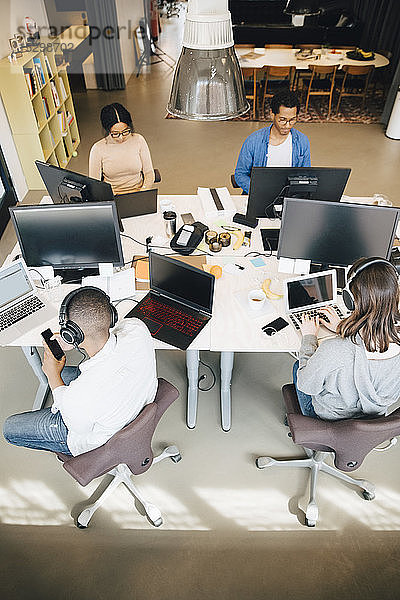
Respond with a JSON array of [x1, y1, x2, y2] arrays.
[[342, 65, 375, 76], [235, 44, 255, 49], [265, 65, 293, 78], [297, 44, 321, 50], [282, 384, 400, 472], [265, 44, 293, 49], [309, 64, 338, 75], [58, 378, 179, 486]]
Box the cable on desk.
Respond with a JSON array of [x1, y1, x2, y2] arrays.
[[113, 297, 139, 307], [28, 268, 47, 289], [198, 358, 216, 392]]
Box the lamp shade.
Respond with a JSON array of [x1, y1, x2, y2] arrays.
[[284, 0, 321, 15], [167, 0, 249, 121]]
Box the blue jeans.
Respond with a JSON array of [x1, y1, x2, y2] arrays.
[[3, 366, 80, 455], [293, 361, 318, 419]]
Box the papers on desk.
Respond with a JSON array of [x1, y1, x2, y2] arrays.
[[82, 268, 136, 301], [197, 187, 236, 219]]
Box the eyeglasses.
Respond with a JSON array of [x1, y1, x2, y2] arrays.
[[277, 117, 297, 125], [110, 128, 132, 138]]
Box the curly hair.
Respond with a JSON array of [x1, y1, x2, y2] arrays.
[[270, 90, 300, 114]]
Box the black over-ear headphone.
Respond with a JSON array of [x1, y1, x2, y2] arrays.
[[342, 258, 398, 312], [59, 286, 118, 346]]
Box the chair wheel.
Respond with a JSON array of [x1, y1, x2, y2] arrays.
[[305, 518, 316, 527], [362, 490, 375, 501], [171, 453, 182, 463]]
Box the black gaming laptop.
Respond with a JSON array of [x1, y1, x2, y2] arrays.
[[125, 252, 214, 350]]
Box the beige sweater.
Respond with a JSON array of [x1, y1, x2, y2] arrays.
[[88, 133, 154, 195]]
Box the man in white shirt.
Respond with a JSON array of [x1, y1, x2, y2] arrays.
[[3, 287, 158, 456]]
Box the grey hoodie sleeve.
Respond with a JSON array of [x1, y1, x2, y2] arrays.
[[297, 335, 338, 396]]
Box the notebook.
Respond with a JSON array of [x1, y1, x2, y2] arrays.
[[125, 252, 214, 350], [0, 259, 57, 345], [283, 270, 347, 340]]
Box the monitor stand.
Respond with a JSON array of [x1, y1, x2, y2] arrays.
[[54, 267, 100, 284], [232, 212, 258, 228]]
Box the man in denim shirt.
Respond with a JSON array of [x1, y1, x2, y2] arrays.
[[234, 90, 311, 194]]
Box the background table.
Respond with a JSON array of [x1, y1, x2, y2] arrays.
[[236, 48, 389, 71]]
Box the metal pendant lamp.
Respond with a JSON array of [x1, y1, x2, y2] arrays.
[[167, 0, 249, 121]]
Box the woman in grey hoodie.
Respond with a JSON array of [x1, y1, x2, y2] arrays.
[[294, 257, 400, 420]]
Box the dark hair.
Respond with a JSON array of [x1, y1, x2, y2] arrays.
[[270, 90, 300, 115], [100, 103, 134, 134], [337, 257, 400, 352], [68, 288, 113, 338]]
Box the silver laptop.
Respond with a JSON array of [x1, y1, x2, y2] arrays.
[[0, 259, 57, 345], [284, 270, 347, 340]]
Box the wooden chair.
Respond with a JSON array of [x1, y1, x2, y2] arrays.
[[261, 66, 295, 117], [305, 64, 338, 116], [296, 44, 321, 50], [264, 44, 293, 49], [242, 67, 263, 119], [234, 44, 255, 50], [336, 65, 375, 113]]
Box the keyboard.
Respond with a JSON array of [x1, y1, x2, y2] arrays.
[[137, 296, 205, 337], [289, 304, 345, 331], [0, 295, 45, 331]]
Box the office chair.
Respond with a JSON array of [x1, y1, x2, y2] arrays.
[[57, 378, 181, 529], [256, 384, 400, 527]]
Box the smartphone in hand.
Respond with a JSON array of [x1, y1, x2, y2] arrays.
[[41, 328, 65, 360]]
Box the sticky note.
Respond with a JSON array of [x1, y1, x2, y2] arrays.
[[250, 257, 266, 267]]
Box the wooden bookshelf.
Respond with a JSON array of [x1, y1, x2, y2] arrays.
[[0, 43, 80, 189]]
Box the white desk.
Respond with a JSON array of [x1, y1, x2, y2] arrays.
[[236, 47, 390, 70], [7, 193, 387, 431]]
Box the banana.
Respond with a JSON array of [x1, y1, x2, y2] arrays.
[[232, 230, 245, 250], [262, 278, 283, 300]]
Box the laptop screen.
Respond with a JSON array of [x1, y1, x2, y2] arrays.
[[287, 272, 335, 311], [0, 262, 33, 309], [150, 253, 214, 312]]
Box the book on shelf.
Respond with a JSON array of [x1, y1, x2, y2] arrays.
[[42, 97, 50, 119], [57, 109, 67, 135], [66, 111, 74, 127], [44, 55, 53, 78], [49, 129, 55, 146], [23, 68, 37, 96], [50, 81, 60, 107], [58, 76, 67, 101], [24, 72, 33, 97], [33, 57, 45, 86], [62, 138, 70, 159]]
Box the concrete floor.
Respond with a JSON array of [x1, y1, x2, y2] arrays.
[[1, 5, 400, 600]]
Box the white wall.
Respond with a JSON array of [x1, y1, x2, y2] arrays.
[[115, 0, 144, 83], [0, 1, 48, 199]]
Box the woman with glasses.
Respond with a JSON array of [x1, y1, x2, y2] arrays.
[[89, 103, 154, 195]]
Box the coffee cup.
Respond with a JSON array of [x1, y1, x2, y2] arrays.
[[248, 289, 266, 311]]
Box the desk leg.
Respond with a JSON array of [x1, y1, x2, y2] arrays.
[[186, 349, 199, 429], [220, 351, 234, 432], [21, 346, 49, 411]]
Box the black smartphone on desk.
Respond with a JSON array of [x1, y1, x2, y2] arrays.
[[41, 328, 65, 360], [262, 317, 289, 336]]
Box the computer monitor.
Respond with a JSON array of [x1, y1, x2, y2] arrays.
[[9, 202, 124, 283], [277, 198, 399, 267], [35, 160, 114, 204], [234, 167, 351, 227]]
